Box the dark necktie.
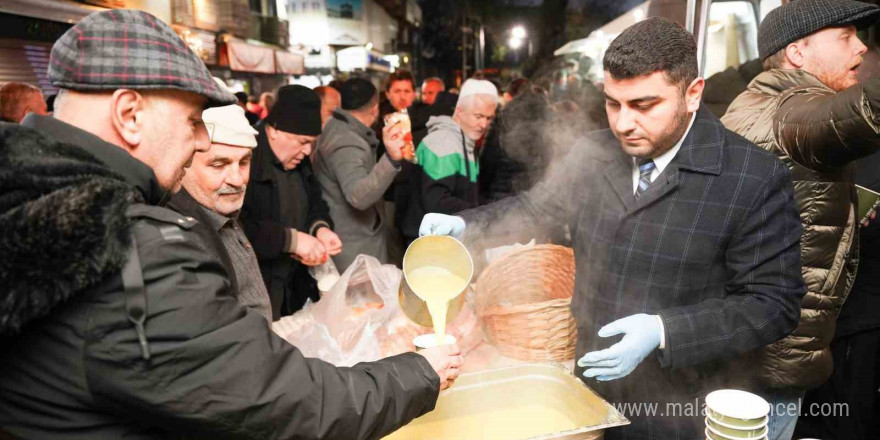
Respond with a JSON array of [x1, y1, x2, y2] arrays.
[[637, 158, 656, 194]]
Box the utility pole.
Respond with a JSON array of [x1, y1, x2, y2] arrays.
[[461, 0, 468, 82]]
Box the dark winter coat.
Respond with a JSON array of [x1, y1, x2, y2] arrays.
[[0, 116, 439, 439], [479, 93, 551, 203], [167, 188, 239, 293], [240, 126, 334, 319], [459, 106, 805, 439], [723, 69, 880, 389], [835, 152, 880, 338]]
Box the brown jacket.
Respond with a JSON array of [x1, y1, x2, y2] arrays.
[[723, 69, 880, 389]]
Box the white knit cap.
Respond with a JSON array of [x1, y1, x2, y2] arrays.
[[457, 79, 498, 103], [202, 104, 258, 148]]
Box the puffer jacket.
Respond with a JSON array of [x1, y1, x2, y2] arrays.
[[722, 69, 880, 389]]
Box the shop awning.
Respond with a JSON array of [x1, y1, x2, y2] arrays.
[[275, 50, 305, 75], [225, 40, 276, 74]]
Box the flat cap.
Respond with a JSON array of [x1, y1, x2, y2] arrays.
[[340, 78, 377, 110], [759, 0, 880, 60], [49, 9, 236, 107]]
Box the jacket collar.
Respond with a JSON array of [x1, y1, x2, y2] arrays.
[[604, 105, 726, 212], [748, 69, 831, 95], [607, 105, 725, 177], [21, 114, 167, 205], [330, 108, 378, 145], [167, 188, 233, 232], [251, 125, 283, 183]]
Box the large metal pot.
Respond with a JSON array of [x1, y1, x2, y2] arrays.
[[398, 235, 474, 328]]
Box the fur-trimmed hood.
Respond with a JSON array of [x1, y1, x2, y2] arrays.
[[0, 116, 162, 335]]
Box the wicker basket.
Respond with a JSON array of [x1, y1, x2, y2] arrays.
[[474, 245, 577, 362]]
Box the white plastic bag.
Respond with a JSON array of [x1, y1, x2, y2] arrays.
[[272, 255, 401, 366]]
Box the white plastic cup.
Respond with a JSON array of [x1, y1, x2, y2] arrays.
[[413, 334, 457, 351]]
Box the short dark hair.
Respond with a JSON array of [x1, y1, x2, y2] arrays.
[[506, 78, 532, 99], [385, 69, 415, 91], [234, 91, 248, 104], [328, 79, 344, 91], [603, 17, 698, 92]]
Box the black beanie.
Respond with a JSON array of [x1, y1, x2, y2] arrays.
[[340, 78, 377, 110], [265, 85, 322, 136]]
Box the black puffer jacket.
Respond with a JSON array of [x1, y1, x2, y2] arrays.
[[0, 116, 439, 439]]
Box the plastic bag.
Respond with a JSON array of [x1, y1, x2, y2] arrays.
[[272, 254, 486, 366], [272, 255, 400, 366]]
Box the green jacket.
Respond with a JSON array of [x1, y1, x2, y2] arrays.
[[416, 115, 480, 213]]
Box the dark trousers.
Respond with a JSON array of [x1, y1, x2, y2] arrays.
[[794, 329, 880, 440]]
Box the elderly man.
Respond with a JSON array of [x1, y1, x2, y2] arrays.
[[0, 10, 462, 440], [0, 82, 47, 122], [722, 1, 880, 439], [315, 85, 342, 127], [313, 78, 406, 271], [240, 85, 343, 317], [399, 79, 497, 244], [168, 93, 272, 322], [420, 77, 445, 105], [421, 18, 805, 439]]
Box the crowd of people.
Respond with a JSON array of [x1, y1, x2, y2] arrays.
[[1, 0, 880, 439]]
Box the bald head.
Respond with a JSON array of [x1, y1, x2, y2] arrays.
[[1, 83, 47, 123], [314, 85, 341, 126], [421, 78, 445, 105]]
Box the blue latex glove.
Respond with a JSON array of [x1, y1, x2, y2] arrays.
[[419, 213, 466, 239], [577, 313, 662, 381]]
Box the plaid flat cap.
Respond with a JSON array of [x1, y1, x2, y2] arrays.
[[759, 0, 880, 60], [49, 9, 235, 107]]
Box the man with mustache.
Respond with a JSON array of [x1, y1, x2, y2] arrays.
[[240, 85, 343, 318], [722, 1, 880, 438], [169, 87, 273, 322]]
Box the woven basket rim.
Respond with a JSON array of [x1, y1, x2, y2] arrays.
[[474, 244, 574, 287]]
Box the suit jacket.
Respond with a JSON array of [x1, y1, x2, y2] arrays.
[[460, 106, 806, 440], [240, 127, 334, 319]]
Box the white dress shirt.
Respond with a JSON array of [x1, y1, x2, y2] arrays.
[[631, 113, 697, 194]]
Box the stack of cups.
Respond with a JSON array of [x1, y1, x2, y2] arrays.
[[704, 390, 770, 440]]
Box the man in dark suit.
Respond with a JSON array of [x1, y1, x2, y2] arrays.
[[420, 18, 806, 439]]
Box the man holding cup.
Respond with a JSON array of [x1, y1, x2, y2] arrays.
[[313, 78, 408, 271]]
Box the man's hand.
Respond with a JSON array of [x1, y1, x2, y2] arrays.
[[417, 343, 464, 390], [419, 213, 466, 239], [382, 122, 405, 162], [316, 227, 342, 256], [861, 209, 877, 227], [577, 314, 662, 381], [293, 231, 327, 266]]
